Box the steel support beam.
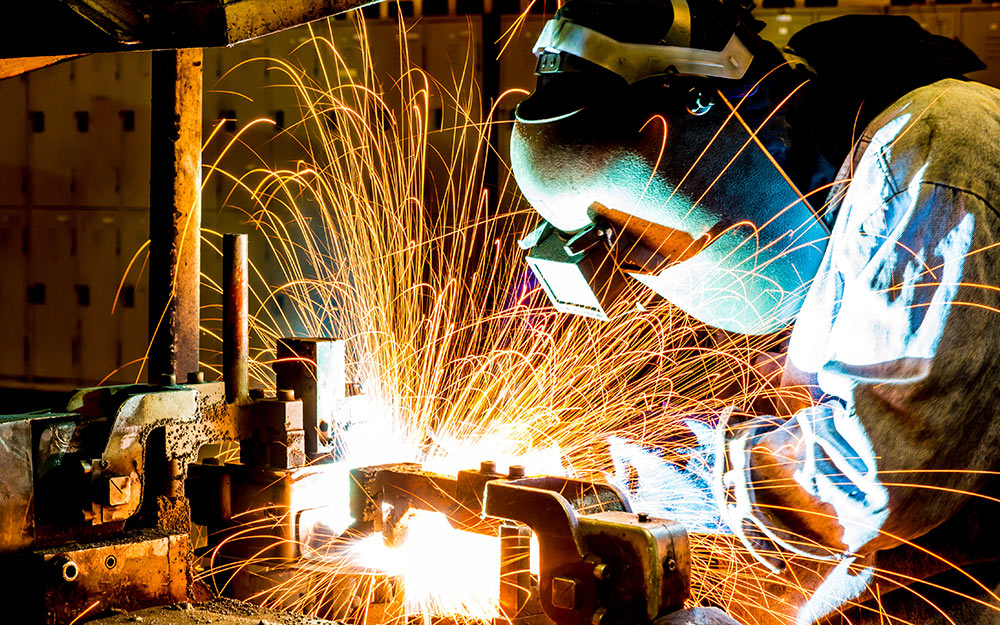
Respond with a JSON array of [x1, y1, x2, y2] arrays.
[[148, 49, 203, 384], [0, 0, 378, 60]]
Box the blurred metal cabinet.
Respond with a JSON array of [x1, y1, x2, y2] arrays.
[[26, 62, 74, 207], [0, 76, 26, 206], [756, 10, 817, 49], [113, 210, 149, 384], [70, 54, 119, 207], [423, 16, 482, 121], [26, 210, 75, 380], [0, 209, 26, 378], [261, 28, 313, 173], [423, 16, 483, 205], [498, 16, 540, 98], [960, 9, 1000, 88], [76, 211, 120, 382], [204, 39, 269, 213], [496, 15, 542, 186], [889, 7, 959, 38], [116, 52, 152, 209], [812, 6, 883, 25], [755, 8, 884, 49]]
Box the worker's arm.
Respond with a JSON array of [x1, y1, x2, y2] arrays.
[[717, 179, 1000, 568]]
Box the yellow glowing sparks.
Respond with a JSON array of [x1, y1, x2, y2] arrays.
[[175, 12, 1000, 625]]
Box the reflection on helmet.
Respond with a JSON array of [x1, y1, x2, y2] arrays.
[[631, 218, 829, 334]]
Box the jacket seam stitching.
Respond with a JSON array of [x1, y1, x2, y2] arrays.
[[882, 181, 1000, 221]]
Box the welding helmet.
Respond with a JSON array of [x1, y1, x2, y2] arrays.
[[511, 0, 829, 334]]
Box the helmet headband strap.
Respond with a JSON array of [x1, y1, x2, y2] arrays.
[[533, 17, 754, 83]]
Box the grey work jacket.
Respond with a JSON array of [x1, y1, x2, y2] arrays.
[[720, 78, 1000, 624]]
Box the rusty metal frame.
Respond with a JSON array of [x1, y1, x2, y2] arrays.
[[338, 463, 690, 625], [0, 0, 378, 61], [148, 49, 204, 383]]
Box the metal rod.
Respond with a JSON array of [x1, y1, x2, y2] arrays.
[[148, 49, 203, 383], [223, 233, 248, 403]]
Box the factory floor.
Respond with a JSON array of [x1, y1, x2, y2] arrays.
[[87, 599, 339, 625]]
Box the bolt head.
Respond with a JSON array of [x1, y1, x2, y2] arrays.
[[551, 576, 579, 610], [507, 464, 526, 479], [277, 388, 295, 401], [105, 475, 131, 507]]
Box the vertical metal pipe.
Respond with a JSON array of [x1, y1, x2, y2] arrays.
[[223, 233, 248, 403], [148, 49, 203, 383]]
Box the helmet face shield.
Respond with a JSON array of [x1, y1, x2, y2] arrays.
[[523, 198, 829, 333], [631, 211, 829, 334]]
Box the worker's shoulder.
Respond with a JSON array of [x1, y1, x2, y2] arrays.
[[863, 78, 1000, 208]]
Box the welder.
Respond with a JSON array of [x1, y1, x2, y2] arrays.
[[510, 1, 1000, 623]]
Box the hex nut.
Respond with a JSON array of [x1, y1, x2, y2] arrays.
[[277, 388, 295, 401]]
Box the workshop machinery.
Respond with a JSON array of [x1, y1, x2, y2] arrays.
[[189, 456, 692, 625], [0, 234, 364, 622], [0, 231, 693, 624]]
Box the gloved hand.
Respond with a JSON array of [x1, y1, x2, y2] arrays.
[[654, 607, 741, 625]]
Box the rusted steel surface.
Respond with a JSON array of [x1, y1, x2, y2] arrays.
[[63, 0, 148, 41], [149, 49, 202, 384], [0, 1, 376, 61], [86, 597, 342, 625], [275, 337, 346, 457], [223, 233, 248, 403], [3, 531, 190, 624], [218, 0, 377, 44], [486, 479, 690, 625], [0, 418, 34, 552]]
